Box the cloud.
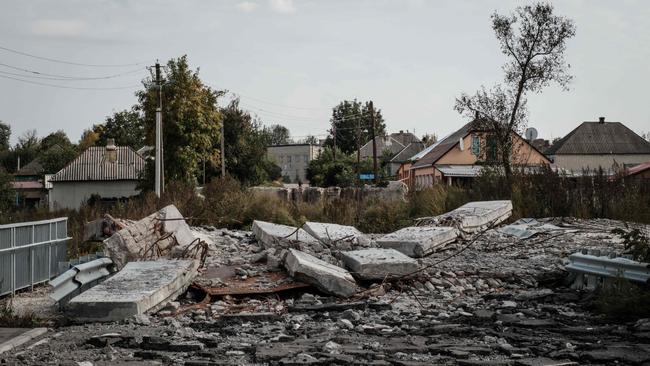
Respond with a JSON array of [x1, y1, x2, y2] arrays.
[[236, 1, 259, 12], [269, 0, 296, 14], [30, 19, 87, 37]]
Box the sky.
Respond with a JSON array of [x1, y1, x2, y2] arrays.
[[1, 0, 649, 146]]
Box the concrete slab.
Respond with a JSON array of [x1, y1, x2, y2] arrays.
[[377, 226, 458, 257], [303, 222, 370, 246], [431, 200, 512, 232], [103, 205, 198, 270], [65, 259, 199, 322], [341, 249, 418, 280], [252, 220, 320, 248], [284, 249, 357, 297], [0, 328, 48, 354]]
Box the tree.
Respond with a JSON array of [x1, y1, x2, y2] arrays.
[[96, 108, 145, 149], [136, 55, 224, 185], [0, 122, 10, 151], [41, 130, 72, 151], [0, 167, 13, 213], [327, 100, 386, 155], [455, 2, 575, 181], [14, 130, 40, 171], [262, 124, 292, 145], [298, 135, 319, 145], [78, 128, 100, 150], [219, 99, 281, 185], [39, 130, 77, 173], [421, 133, 438, 147], [306, 147, 374, 187]]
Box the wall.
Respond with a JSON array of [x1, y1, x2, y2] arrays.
[[551, 154, 650, 173], [49, 180, 140, 210], [436, 133, 549, 166], [267, 144, 322, 183]]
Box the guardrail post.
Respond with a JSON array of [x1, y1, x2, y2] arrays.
[[10, 226, 15, 297]]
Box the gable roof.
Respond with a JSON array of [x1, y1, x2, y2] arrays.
[[359, 135, 406, 158], [391, 142, 425, 163], [389, 132, 420, 146], [545, 121, 650, 155], [411, 121, 473, 168], [626, 161, 650, 177], [50, 146, 145, 182]]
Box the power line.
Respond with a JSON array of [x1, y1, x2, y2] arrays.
[[0, 63, 145, 80], [0, 74, 142, 90], [0, 44, 149, 67], [232, 91, 330, 111]]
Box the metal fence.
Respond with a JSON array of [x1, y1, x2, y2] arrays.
[[0, 217, 71, 296]]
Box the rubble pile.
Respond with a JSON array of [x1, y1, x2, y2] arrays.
[[3, 201, 650, 365]]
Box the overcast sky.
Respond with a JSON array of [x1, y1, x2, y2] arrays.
[[1, 0, 649, 145]]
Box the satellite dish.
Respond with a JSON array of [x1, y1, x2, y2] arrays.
[[459, 137, 464, 151], [525, 127, 538, 141]]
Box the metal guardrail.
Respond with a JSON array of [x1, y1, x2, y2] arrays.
[[0, 217, 71, 296], [566, 250, 650, 290], [50, 257, 114, 303]]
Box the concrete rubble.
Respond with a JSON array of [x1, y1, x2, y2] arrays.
[[377, 225, 458, 257], [66, 259, 200, 322], [4, 203, 650, 365], [341, 248, 418, 280], [303, 221, 371, 248], [420, 200, 513, 233]]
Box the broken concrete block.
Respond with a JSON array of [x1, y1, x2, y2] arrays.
[[66, 259, 199, 322], [341, 248, 418, 280], [284, 249, 357, 297], [377, 226, 458, 257], [252, 220, 320, 248], [303, 222, 370, 247], [429, 200, 513, 232], [103, 205, 198, 270]]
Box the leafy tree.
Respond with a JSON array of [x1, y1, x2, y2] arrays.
[[0, 121, 10, 151], [12, 130, 41, 172], [326, 100, 386, 155], [136, 55, 224, 185], [306, 148, 374, 187], [263, 124, 292, 145], [421, 133, 438, 147], [301, 135, 319, 145], [218, 99, 282, 185], [41, 130, 73, 150], [0, 168, 13, 213], [96, 108, 145, 149], [39, 130, 77, 173], [455, 2, 575, 181], [78, 128, 100, 150]]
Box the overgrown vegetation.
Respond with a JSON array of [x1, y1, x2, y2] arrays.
[[594, 279, 650, 321], [0, 299, 42, 327], [612, 226, 650, 262]]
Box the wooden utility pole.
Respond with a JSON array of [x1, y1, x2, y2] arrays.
[[369, 101, 378, 184], [154, 62, 163, 197], [356, 119, 361, 187], [221, 122, 226, 177]]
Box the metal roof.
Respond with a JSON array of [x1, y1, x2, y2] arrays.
[[435, 164, 483, 177], [50, 146, 145, 182], [545, 121, 650, 155], [411, 121, 473, 168]]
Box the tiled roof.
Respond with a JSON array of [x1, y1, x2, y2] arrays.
[[545, 121, 650, 155], [50, 146, 145, 182], [391, 142, 425, 163]]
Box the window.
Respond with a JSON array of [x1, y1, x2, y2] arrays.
[[486, 135, 497, 162], [471, 134, 481, 156]]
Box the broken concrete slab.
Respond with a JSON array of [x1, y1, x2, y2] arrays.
[[103, 205, 198, 270], [340, 249, 418, 280], [376, 226, 458, 257], [303, 222, 371, 247], [252, 220, 320, 248], [65, 259, 199, 322], [421, 200, 513, 232], [284, 249, 357, 297]]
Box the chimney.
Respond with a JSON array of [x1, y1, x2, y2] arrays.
[[106, 138, 117, 163], [399, 130, 404, 134], [598, 117, 605, 123]]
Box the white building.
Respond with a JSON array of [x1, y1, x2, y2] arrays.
[[266, 144, 322, 183], [49, 139, 146, 210]]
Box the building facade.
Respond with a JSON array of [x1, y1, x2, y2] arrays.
[[545, 118, 650, 173], [266, 144, 322, 183], [49, 140, 145, 210]]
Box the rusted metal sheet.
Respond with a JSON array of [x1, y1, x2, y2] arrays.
[[195, 265, 310, 296]]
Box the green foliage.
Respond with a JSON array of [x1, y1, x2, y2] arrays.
[[136, 55, 224, 184], [39, 145, 77, 174], [0, 168, 14, 213], [0, 121, 10, 151], [612, 227, 650, 263], [594, 279, 650, 321], [306, 148, 358, 187], [95, 108, 145, 149], [219, 100, 282, 185], [326, 99, 386, 155], [262, 124, 292, 146], [40, 130, 72, 151], [358, 199, 410, 234]]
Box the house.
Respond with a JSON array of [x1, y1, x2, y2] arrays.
[[545, 117, 650, 173], [12, 144, 63, 208], [266, 143, 323, 183], [625, 161, 650, 179], [49, 139, 146, 210], [358, 131, 424, 177], [398, 119, 550, 188]]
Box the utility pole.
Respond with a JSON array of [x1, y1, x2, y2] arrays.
[[154, 62, 163, 198], [369, 101, 378, 185], [221, 122, 226, 177], [356, 119, 361, 187]]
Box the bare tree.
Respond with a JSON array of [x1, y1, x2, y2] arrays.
[[455, 2, 575, 180]]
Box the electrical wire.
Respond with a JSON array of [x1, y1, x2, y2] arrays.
[[0, 44, 150, 67], [0, 74, 142, 90], [0, 63, 145, 80]]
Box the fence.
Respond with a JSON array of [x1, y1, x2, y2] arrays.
[[0, 217, 71, 296]]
